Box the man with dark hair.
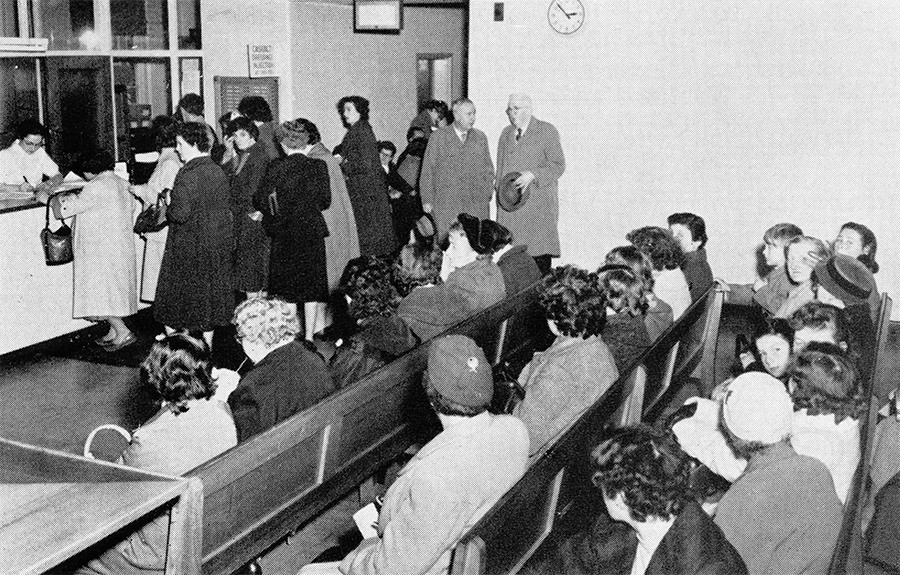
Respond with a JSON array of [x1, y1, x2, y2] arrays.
[[419, 98, 494, 242], [714, 373, 842, 574], [299, 335, 528, 575], [237, 95, 279, 160], [176, 92, 218, 151], [410, 99, 449, 137], [667, 212, 713, 301], [554, 425, 746, 574]]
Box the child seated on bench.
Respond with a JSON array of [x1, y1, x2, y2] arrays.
[[596, 264, 652, 373], [668, 212, 714, 302], [774, 235, 830, 319], [626, 226, 691, 319], [722, 223, 803, 316], [605, 245, 674, 342]]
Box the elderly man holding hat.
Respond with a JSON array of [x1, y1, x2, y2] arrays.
[[298, 335, 528, 575], [713, 372, 842, 575]]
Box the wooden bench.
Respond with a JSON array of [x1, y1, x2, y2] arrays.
[[0, 437, 202, 575], [449, 286, 725, 575], [188, 281, 544, 575], [829, 293, 892, 575]]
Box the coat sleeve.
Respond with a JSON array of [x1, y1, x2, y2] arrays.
[[227, 386, 261, 443], [311, 158, 332, 211], [245, 151, 270, 209], [342, 127, 369, 177], [532, 122, 565, 187], [477, 132, 495, 202], [56, 182, 100, 217], [513, 358, 577, 453], [418, 133, 439, 207], [166, 168, 193, 224], [253, 162, 276, 214], [342, 474, 470, 575]]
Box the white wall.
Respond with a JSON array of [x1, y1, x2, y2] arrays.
[[469, 0, 900, 315]]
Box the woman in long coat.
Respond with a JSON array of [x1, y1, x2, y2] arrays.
[[56, 149, 138, 350], [336, 96, 396, 257], [154, 123, 234, 348], [254, 120, 331, 340], [224, 116, 270, 295], [131, 116, 182, 304], [300, 119, 360, 292]]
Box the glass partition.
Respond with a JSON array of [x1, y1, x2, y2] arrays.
[[113, 58, 171, 160], [0, 0, 18, 36], [111, 0, 168, 50], [177, 0, 200, 49], [0, 58, 39, 147], [31, 0, 99, 51]]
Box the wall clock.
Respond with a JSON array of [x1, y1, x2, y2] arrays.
[[547, 0, 585, 35]]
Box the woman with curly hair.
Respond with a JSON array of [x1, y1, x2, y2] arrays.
[[393, 240, 443, 297], [228, 296, 337, 442], [550, 425, 747, 575], [330, 256, 419, 388], [597, 264, 652, 373], [77, 334, 236, 575], [626, 226, 691, 319], [336, 95, 396, 257], [513, 265, 618, 456], [606, 245, 674, 342]]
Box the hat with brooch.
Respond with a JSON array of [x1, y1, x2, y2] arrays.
[[426, 335, 493, 407]]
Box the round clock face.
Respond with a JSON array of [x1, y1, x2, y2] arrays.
[[547, 0, 585, 35]]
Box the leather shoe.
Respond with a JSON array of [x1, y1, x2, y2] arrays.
[[102, 333, 137, 352]]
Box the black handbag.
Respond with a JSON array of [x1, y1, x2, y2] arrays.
[[40, 197, 73, 266], [133, 190, 169, 235]]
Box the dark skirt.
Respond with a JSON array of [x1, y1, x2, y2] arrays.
[[233, 214, 270, 292], [267, 236, 328, 303]]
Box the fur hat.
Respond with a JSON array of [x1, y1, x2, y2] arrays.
[[426, 335, 493, 408], [722, 372, 793, 444], [814, 253, 874, 307]]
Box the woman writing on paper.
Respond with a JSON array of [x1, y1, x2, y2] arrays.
[[0, 118, 63, 195]]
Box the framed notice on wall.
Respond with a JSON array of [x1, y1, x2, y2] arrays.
[[354, 0, 403, 33], [248, 45, 277, 78]]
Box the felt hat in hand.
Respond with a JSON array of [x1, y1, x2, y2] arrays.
[[497, 171, 530, 212]]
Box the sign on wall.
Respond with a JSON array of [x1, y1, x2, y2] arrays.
[[247, 45, 277, 78]]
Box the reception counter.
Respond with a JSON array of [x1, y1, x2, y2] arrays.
[[0, 199, 90, 355]]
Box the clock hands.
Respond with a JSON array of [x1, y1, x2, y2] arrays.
[[555, 2, 574, 18]]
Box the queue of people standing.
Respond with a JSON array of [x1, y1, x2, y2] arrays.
[[142, 90, 565, 351]]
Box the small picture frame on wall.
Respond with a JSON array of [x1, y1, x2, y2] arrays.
[[354, 0, 403, 34]]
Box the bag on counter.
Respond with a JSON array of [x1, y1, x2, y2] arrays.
[[133, 190, 169, 235], [40, 198, 73, 266]]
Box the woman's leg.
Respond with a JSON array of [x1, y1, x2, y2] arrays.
[[106, 316, 132, 342]]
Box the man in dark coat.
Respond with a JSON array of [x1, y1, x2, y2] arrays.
[[419, 98, 495, 243], [229, 296, 337, 442], [154, 122, 233, 346]]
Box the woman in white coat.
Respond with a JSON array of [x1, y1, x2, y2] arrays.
[[57, 149, 138, 350], [130, 116, 182, 303]]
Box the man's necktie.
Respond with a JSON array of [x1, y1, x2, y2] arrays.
[[461, 131, 467, 143], [515, 128, 522, 142]]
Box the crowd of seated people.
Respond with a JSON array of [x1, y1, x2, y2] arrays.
[[57, 86, 897, 575]]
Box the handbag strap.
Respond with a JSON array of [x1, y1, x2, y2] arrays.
[[44, 194, 51, 229]]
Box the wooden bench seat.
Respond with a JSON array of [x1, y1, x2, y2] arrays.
[[450, 286, 725, 575], [189, 281, 545, 575]]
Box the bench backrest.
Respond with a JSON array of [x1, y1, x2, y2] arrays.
[[829, 293, 892, 575], [450, 286, 724, 575], [189, 281, 543, 575]]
